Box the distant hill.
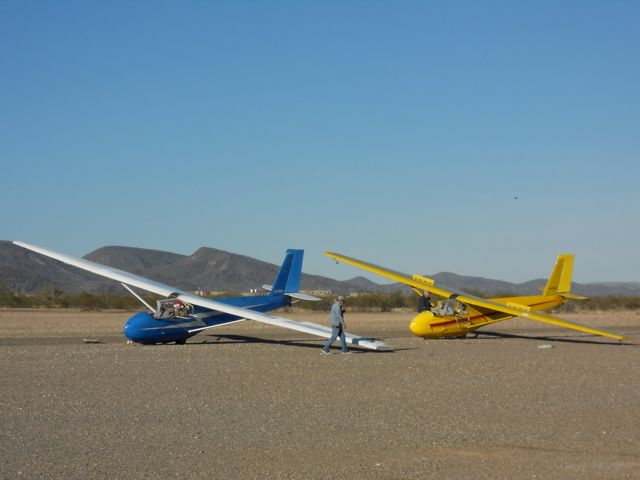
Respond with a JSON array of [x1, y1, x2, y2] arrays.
[[85, 246, 186, 274], [0, 242, 383, 295], [1, 241, 639, 297], [0, 241, 108, 294]]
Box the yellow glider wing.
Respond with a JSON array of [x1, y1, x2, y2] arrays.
[[457, 294, 628, 341], [325, 252, 455, 298], [324, 252, 628, 342], [520, 312, 628, 341]]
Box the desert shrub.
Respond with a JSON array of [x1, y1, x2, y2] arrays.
[[0, 283, 638, 312], [576, 295, 640, 311], [0, 283, 31, 307]]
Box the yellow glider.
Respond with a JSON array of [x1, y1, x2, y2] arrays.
[[325, 252, 628, 342]]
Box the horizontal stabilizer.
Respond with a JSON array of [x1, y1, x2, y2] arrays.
[[287, 292, 322, 301], [559, 293, 589, 301], [263, 284, 321, 301]]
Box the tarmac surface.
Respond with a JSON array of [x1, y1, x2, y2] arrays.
[[1, 308, 639, 479]]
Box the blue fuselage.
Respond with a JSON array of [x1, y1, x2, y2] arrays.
[[123, 294, 289, 344]]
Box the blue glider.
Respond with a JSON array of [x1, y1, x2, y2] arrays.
[[13, 242, 390, 351]]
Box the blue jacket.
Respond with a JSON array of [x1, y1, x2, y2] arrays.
[[329, 301, 344, 326]]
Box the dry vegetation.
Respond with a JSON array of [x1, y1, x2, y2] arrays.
[[1, 283, 639, 312]]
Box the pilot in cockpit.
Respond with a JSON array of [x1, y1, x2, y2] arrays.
[[173, 300, 189, 317], [156, 298, 191, 319], [435, 299, 468, 317]]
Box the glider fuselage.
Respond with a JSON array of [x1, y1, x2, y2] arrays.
[[409, 294, 565, 338], [124, 294, 289, 344]]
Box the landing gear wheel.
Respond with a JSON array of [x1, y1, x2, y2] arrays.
[[175, 339, 186, 345]]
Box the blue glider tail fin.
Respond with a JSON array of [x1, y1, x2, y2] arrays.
[[270, 249, 304, 296]]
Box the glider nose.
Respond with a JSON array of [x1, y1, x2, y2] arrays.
[[123, 317, 136, 341], [123, 312, 153, 343], [410, 311, 435, 337]]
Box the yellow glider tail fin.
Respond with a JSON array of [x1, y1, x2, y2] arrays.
[[543, 254, 576, 296]]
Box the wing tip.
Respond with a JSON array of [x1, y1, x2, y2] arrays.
[[353, 338, 393, 351]]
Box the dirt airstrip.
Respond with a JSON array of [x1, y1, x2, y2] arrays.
[[1, 308, 639, 480]]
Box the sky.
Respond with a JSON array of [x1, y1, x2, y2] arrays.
[[1, 1, 639, 284]]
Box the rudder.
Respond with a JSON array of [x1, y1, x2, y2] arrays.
[[543, 254, 574, 296], [270, 249, 304, 296]]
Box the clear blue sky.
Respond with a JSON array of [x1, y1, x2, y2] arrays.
[[1, 1, 639, 283]]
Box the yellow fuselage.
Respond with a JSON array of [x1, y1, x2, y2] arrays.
[[409, 295, 565, 338]]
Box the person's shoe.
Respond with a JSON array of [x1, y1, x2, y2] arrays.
[[321, 349, 331, 355], [341, 350, 351, 354]]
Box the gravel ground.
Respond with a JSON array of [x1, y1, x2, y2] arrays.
[[1, 308, 639, 480]]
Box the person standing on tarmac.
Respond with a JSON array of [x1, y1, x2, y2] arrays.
[[321, 295, 349, 354]]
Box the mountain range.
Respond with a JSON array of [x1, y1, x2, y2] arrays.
[[1, 241, 639, 297]]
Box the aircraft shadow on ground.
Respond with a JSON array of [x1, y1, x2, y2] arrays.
[[188, 333, 394, 352], [473, 330, 636, 346]]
